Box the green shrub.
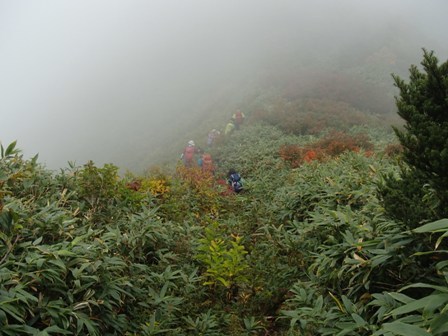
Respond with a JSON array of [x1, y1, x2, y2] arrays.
[[389, 49, 448, 218]]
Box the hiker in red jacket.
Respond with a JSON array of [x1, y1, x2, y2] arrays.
[[231, 109, 246, 130], [199, 153, 215, 175], [181, 140, 198, 167]]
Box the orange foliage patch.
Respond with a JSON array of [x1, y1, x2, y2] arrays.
[[279, 146, 325, 168], [303, 150, 317, 162], [176, 165, 215, 191], [314, 131, 373, 156], [175, 165, 222, 215], [279, 145, 306, 168], [364, 150, 374, 158], [279, 131, 374, 168], [126, 180, 142, 191]]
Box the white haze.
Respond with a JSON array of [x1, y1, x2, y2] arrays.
[[1, 0, 447, 171]]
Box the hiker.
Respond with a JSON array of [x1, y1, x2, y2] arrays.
[[181, 140, 198, 167], [199, 153, 215, 175], [231, 109, 246, 130], [224, 119, 235, 136], [207, 129, 221, 147], [228, 168, 243, 193]]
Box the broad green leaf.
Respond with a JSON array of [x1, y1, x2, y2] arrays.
[[389, 294, 448, 316], [430, 312, 448, 334], [413, 251, 448, 257], [436, 231, 448, 249], [381, 321, 430, 336], [388, 292, 413, 304], [437, 260, 448, 270], [414, 219, 448, 233], [399, 283, 448, 294], [341, 295, 354, 314], [40, 325, 72, 335], [351, 313, 367, 327], [54, 250, 76, 257], [70, 236, 83, 246], [0, 309, 6, 324], [4, 141, 17, 157], [371, 255, 392, 268], [0, 303, 25, 323], [216, 277, 230, 287], [30, 153, 39, 165]]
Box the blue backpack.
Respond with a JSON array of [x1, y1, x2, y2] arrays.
[[229, 173, 243, 193]]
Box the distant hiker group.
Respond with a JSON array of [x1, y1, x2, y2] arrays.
[[179, 109, 246, 194]]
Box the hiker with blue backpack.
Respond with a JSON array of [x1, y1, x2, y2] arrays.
[[228, 168, 243, 193]]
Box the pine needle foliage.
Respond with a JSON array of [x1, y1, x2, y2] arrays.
[[391, 49, 448, 218]]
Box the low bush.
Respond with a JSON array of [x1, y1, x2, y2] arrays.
[[250, 97, 384, 136], [279, 131, 374, 168]]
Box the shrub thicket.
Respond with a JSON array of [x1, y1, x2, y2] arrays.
[[3, 49, 448, 336]]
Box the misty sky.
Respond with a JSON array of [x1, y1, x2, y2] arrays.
[[1, 0, 447, 171]]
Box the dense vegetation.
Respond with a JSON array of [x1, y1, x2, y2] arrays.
[[1, 50, 448, 335]]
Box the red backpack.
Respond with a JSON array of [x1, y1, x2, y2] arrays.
[[184, 146, 195, 161], [234, 111, 243, 124], [202, 154, 213, 172]]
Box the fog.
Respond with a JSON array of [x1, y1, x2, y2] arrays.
[[1, 0, 447, 172]]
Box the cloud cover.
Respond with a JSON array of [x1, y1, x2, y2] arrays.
[[1, 0, 447, 171]]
